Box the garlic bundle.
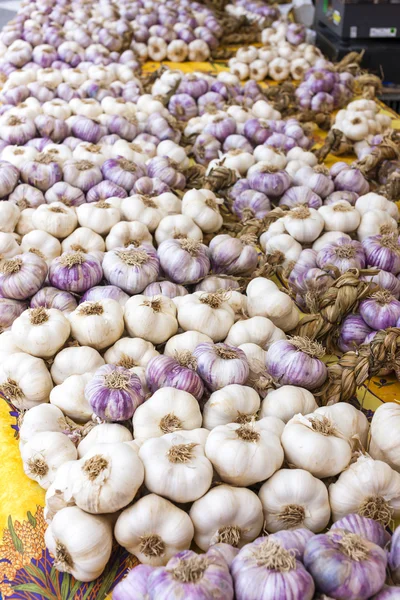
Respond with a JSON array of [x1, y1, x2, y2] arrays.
[[45, 506, 113, 582], [115, 493, 194, 566], [189, 484, 264, 550], [139, 432, 213, 503], [259, 468, 331, 533]]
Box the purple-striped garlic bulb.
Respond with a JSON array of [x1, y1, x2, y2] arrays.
[[359, 290, 400, 330], [145, 353, 204, 400], [193, 342, 249, 391], [209, 234, 258, 276], [266, 337, 327, 390], [85, 364, 144, 421], [316, 237, 366, 274], [49, 251, 103, 294], [157, 238, 210, 285]]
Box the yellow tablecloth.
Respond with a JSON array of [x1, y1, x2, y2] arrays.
[[1, 61, 399, 600]]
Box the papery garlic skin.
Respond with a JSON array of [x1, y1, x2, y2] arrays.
[[0, 351, 53, 409], [369, 402, 400, 472], [259, 468, 331, 533], [50, 345, 104, 384], [21, 431, 77, 489], [139, 432, 213, 503], [45, 506, 113, 581], [247, 278, 299, 332], [66, 442, 144, 514], [189, 484, 264, 550], [19, 403, 66, 446], [329, 455, 400, 524], [132, 387, 202, 443], [176, 292, 235, 342], [205, 420, 284, 486], [77, 423, 133, 459], [68, 299, 124, 350], [124, 295, 178, 345], [202, 384, 261, 430], [282, 413, 352, 478], [12, 307, 70, 359], [114, 493, 194, 566], [260, 386, 318, 423], [50, 373, 93, 423]]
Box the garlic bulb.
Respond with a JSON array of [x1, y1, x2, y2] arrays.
[[246, 277, 299, 332], [124, 295, 178, 344], [202, 384, 261, 430], [105, 221, 153, 250], [12, 306, 70, 358], [259, 468, 331, 533], [69, 299, 124, 350], [32, 202, 78, 239], [357, 209, 398, 241], [164, 330, 213, 357], [50, 345, 104, 384], [19, 403, 66, 446], [329, 455, 400, 526], [21, 230, 61, 262], [45, 506, 112, 581], [50, 373, 93, 423], [369, 403, 400, 472], [139, 432, 213, 503], [260, 386, 318, 423], [155, 214, 203, 245], [114, 493, 194, 566], [225, 316, 286, 349], [64, 442, 144, 513], [182, 189, 222, 233], [283, 206, 324, 243], [104, 337, 159, 370], [77, 423, 133, 458], [313, 404, 369, 450], [205, 419, 284, 486], [21, 431, 77, 489], [189, 485, 264, 550], [281, 413, 352, 478], [0, 351, 53, 409], [61, 227, 105, 254], [132, 387, 202, 443], [176, 292, 235, 342], [76, 201, 121, 236], [318, 201, 361, 232]]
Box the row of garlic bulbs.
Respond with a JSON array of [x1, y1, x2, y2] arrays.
[[229, 40, 322, 82]]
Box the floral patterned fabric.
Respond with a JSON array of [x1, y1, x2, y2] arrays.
[[0, 59, 399, 599]]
